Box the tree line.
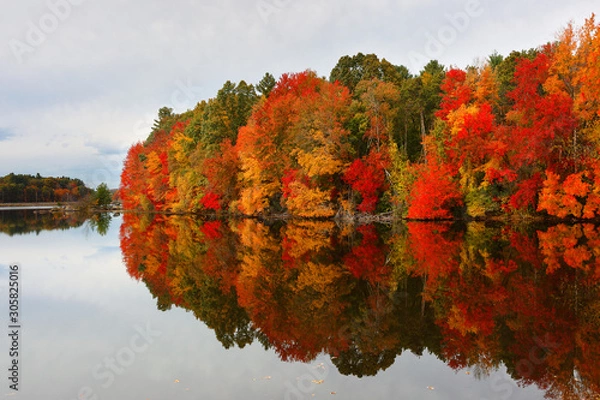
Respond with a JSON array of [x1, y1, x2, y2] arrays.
[[0, 173, 91, 203], [120, 15, 600, 220]]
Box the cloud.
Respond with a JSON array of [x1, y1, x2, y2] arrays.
[[0, 127, 15, 141], [84, 139, 128, 156], [0, 0, 597, 187]]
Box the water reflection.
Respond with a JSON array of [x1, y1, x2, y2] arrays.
[[87, 212, 113, 236], [0, 209, 89, 235], [120, 214, 600, 399], [0, 208, 114, 236]]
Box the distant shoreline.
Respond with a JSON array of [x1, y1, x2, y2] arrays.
[[0, 202, 79, 210]]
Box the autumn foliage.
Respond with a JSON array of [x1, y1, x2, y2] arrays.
[[0, 173, 90, 203], [115, 18, 600, 398], [119, 15, 600, 220]]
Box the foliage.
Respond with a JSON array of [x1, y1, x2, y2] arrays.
[[343, 150, 389, 213], [119, 15, 600, 221], [0, 173, 91, 203], [257, 72, 276, 97], [236, 71, 352, 216], [406, 162, 463, 219], [87, 212, 112, 235], [93, 183, 113, 207]]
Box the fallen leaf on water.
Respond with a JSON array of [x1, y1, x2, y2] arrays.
[[331, 392, 337, 395], [427, 386, 435, 390], [465, 371, 471, 375], [262, 376, 272, 380], [312, 380, 324, 384], [174, 379, 180, 383]]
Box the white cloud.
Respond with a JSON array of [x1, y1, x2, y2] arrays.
[[0, 0, 597, 187]]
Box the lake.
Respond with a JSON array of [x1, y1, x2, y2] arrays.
[[0, 210, 598, 399]]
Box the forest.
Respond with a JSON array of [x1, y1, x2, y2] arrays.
[[120, 16, 600, 220], [0, 173, 91, 203]]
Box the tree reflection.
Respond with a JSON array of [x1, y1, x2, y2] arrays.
[[87, 213, 112, 236], [0, 209, 90, 235], [120, 214, 600, 398]]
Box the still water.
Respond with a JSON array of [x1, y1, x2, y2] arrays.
[[0, 210, 598, 399]]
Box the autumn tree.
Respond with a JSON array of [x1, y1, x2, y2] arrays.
[[329, 53, 402, 92], [199, 80, 258, 148], [406, 161, 463, 219], [93, 183, 112, 207], [118, 14, 600, 221], [0, 173, 90, 204], [237, 71, 352, 216]]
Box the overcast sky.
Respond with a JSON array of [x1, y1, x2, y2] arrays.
[[0, 0, 597, 188]]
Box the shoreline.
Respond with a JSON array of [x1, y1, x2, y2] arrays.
[[0, 203, 121, 213], [0, 202, 80, 209], [4, 204, 599, 225], [114, 209, 600, 225]]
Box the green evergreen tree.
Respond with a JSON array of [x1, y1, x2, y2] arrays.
[[94, 183, 112, 207]]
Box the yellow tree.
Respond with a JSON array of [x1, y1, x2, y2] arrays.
[[237, 71, 352, 216]]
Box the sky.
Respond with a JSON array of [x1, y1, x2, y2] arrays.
[[0, 0, 597, 189]]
